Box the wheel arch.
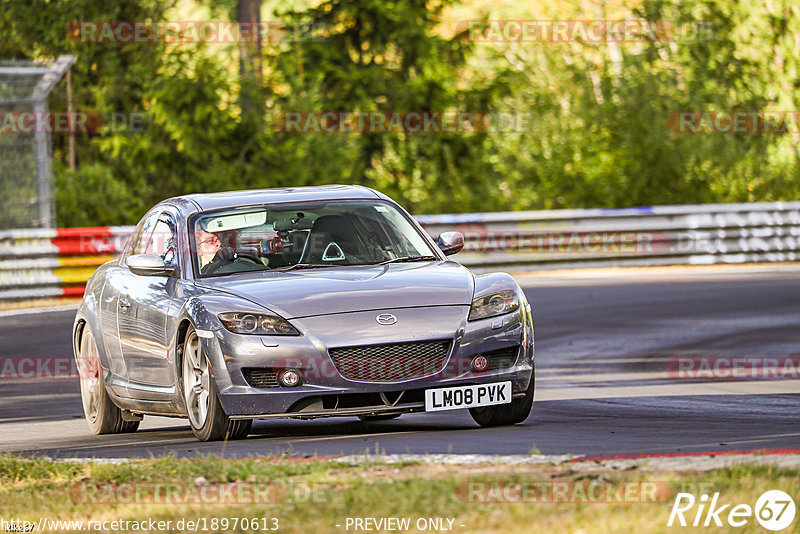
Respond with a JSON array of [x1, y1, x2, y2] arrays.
[[174, 318, 193, 377], [72, 292, 110, 369], [73, 318, 87, 358], [174, 295, 222, 409], [472, 271, 522, 297]]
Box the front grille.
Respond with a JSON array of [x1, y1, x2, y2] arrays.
[[243, 368, 280, 388], [481, 346, 519, 371], [329, 340, 452, 382], [320, 389, 426, 410]]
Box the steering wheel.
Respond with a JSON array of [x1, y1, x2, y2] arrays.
[[203, 256, 227, 275], [235, 253, 262, 265], [203, 248, 261, 275]]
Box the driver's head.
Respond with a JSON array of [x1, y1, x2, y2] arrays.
[[195, 228, 221, 268]]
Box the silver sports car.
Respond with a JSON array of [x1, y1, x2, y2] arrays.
[[73, 185, 534, 441]]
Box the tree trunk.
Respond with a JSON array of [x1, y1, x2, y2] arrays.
[[238, 0, 263, 127]]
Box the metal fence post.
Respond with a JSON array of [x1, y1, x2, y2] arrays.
[[32, 97, 53, 227]]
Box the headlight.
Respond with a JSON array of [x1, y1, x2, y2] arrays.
[[218, 312, 299, 335], [468, 290, 519, 321]]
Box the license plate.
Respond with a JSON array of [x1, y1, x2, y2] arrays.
[[425, 381, 512, 412]]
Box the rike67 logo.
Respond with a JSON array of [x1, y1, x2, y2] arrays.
[[668, 490, 796, 531]]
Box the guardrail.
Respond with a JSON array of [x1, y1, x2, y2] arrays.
[[417, 201, 800, 271], [1, 201, 799, 301], [0, 227, 130, 300]]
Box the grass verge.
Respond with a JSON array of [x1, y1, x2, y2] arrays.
[[1, 454, 798, 533]]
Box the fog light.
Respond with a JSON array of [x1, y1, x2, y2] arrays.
[[278, 369, 301, 387], [471, 355, 490, 372]]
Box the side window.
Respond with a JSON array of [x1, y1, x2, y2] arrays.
[[127, 212, 159, 258], [144, 216, 177, 265]]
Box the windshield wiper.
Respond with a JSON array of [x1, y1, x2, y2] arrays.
[[274, 263, 338, 272], [377, 255, 439, 265]]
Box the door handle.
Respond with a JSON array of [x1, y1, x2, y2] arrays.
[[118, 297, 131, 310]]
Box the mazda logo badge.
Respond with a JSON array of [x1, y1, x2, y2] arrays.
[[376, 313, 398, 325]]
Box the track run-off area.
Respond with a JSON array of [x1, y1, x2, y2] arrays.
[[1, 264, 798, 460]]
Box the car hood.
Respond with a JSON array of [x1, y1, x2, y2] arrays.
[[195, 260, 475, 319]]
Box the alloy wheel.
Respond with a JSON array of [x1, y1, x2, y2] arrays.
[[77, 332, 102, 423], [183, 332, 211, 429]]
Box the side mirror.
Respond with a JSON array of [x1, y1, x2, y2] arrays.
[[127, 254, 177, 277], [437, 232, 465, 256]]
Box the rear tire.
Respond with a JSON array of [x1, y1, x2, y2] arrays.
[[182, 327, 252, 442], [77, 330, 140, 435], [469, 371, 534, 427]]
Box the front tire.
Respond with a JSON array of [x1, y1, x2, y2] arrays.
[[182, 328, 251, 442], [77, 330, 140, 435], [469, 371, 534, 427]]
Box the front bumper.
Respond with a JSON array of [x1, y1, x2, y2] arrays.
[[201, 305, 534, 419]]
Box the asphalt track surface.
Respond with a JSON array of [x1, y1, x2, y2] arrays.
[[1, 265, 799, 459]]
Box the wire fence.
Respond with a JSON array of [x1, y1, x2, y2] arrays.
[[0, 56, 75, 230]]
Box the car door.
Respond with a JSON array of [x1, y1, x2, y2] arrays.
[[118, 211, 180, 388], [99, 210, 160, 394]]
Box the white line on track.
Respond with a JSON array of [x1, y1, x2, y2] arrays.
[[537, 371, 669, 382], [674, 432, 800, 449], [0, 416, 427, 453], [537, 358, 681, 366], [0, 303, 78, 317], [536, 380, 800, 401], [249, 430, 423, 445]]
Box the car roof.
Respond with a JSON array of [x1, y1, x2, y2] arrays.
[[163, 185, 386, 215]]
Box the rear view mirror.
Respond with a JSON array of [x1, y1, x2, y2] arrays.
[[127, 254, 177, 277], [202, 210, 267, 232], [437, 232, 465, 256]]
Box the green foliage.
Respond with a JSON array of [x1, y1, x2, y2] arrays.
[[1, 0, 799, 227], [54, 162, 146, 226]]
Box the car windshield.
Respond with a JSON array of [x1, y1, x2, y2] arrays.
[[192, 200, 439, 277]]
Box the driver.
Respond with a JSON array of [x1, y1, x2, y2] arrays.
[[197, 228, 242, 274], [195, 228, 222, 270]]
